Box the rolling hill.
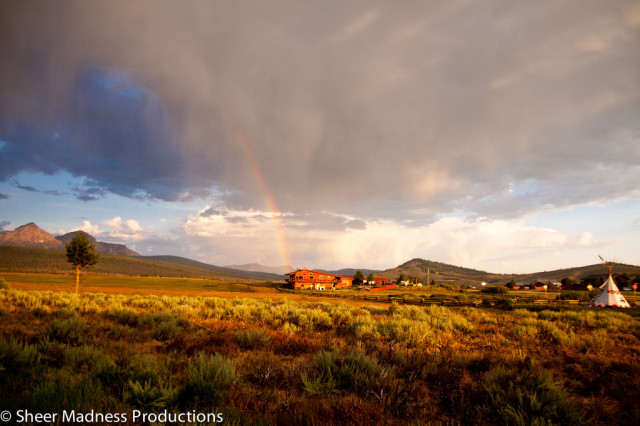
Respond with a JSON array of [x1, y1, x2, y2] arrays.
[[373, 258, 640, 286], [375, 258, 509, 285], [0, 246, 284, 282]]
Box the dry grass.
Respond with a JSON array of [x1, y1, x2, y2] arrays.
[[1, 280, 640, 424]]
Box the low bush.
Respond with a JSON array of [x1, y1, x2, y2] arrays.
[[20, 370, 112, 414], [127, 354, 172, 386], [236, 329, 270, 349], [481, 286, 509, 295], [479, 362, 583, 425], [139, 312, 187, 328], [558, 291, 585, 301], [154, 319, 180, 341], [494, 298, 514, 309], [63, 345, 115, 373], [47, 316, 87, 345], [0, 276, 10, 290], [0, 336, 40, 374], [101, 309, 139, 327], [302, 349, 389, 394], [125, 380, 178, 411], [179, 352, 235, 408]]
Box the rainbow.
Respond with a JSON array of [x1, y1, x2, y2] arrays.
[[217, 108, 292, 270]]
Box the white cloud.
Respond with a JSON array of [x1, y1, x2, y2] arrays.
[[179, 206, 609, 273], [67, 217, 150, 242], [100, 217, 149, 241], [71, 220, 101, 236]]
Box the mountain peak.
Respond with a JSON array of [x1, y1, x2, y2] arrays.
[[56, 230, 139, 256], [0, 222, 63, 249], [56, 230, 98, 244], [17, 222, 42, 230]]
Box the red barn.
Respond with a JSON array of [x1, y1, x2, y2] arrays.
[[286, 269, 353, 290]]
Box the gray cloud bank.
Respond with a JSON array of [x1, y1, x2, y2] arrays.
[[1, 0, 638, 219]]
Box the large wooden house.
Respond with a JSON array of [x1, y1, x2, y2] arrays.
[[286, 269, 353, 290]]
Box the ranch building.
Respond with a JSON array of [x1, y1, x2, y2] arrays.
[[286, 268, 353, 290]]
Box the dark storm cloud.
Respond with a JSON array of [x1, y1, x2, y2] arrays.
[[0, 194, 8, 200], [0, 0, 638, 219], [10, 180, 64, 196], [200, 207, 223, 218], [0, 66, 211, 201], [0, 220, 10, 230], [12, 181, 38, 192]]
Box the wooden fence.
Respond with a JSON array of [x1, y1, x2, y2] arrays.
[[275, 287, 600, 308]]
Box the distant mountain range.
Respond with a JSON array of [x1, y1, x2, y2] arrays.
[[143, 256, 283, 281], [224, 263, 294, 275], [0, 222, 140, 256]]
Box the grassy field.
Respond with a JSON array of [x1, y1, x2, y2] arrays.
[[1, 273, 640, 425], [2, 273, 281, 293]]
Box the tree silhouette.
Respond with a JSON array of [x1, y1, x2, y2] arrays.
[[65, 232, 99, 293]]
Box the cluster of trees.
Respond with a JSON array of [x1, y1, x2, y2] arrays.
[[352, 270, 376, 285]]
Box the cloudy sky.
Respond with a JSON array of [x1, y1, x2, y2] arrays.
[[1, 0, 639, 273]]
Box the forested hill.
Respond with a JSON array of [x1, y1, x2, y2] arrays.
[[376, 257, 640, 286], [376, 258, 511, 284]]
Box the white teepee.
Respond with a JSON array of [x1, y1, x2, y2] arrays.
[[589, 274, 631, 308]]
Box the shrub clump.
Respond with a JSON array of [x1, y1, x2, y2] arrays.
[[125, 380, 178, 411], [101, 309, 139, 327], [481, 286, 510, 295], [47, 316, 88, 345], [301, 349, 389, 394], [0, 276, 10, 290], [179, 352, 235, 408], [0, 336, 41, 374], [479, 362, 584, 425], [138, 313, 185, 341], [236, 329, 270, 349]]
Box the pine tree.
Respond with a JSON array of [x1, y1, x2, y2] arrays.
[[65, 232, 99, 293]]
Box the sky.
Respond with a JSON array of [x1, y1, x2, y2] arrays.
[[1, 0, 639, 273]]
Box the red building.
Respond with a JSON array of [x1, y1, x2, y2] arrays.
[[286, 269, 353, 290], [367, 277, 388, 286]]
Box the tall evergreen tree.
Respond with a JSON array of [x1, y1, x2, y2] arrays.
[[65, 232, 99, 293], [353, 270, 364, 284]]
